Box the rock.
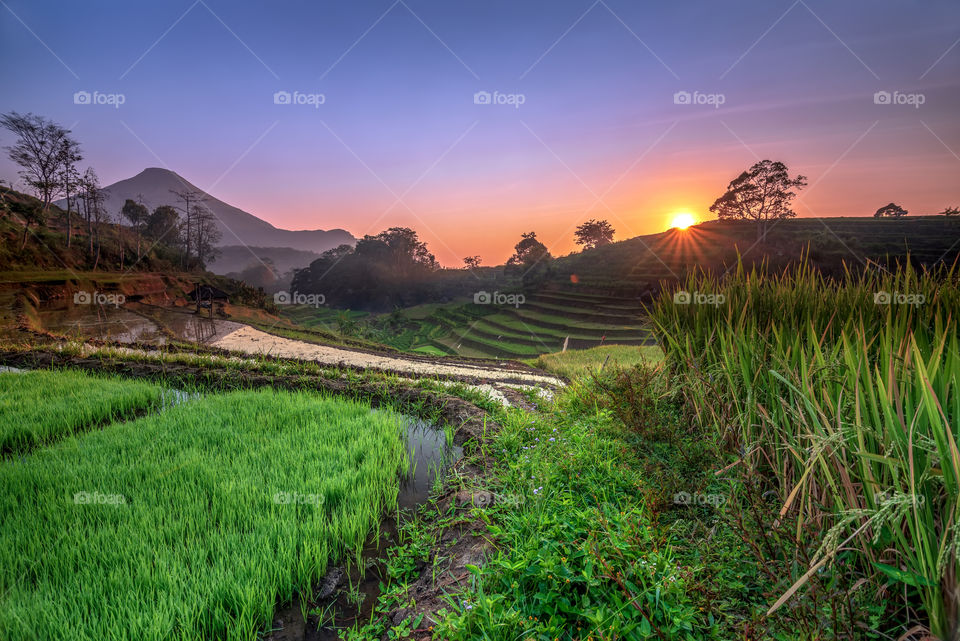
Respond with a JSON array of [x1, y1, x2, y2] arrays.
[[472, 491, 494, 508], [391, 608, 411, 626]]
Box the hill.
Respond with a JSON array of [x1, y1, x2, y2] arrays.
[[552, 216, 960, 294], [60, 168, 355, 255]]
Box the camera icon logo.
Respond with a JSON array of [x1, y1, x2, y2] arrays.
[[273, 91, 292, 105], [473, 91, 491, 105], [673, 290, 691, 304], [74, 290, 92, 305], [673, 91, 692, 105], [874, 91, 892, 105], [273, 290, 291, 305], [73, 91, 91, 105], [873, 291, 891, 304], [673, 491, 691, 505], [473, 291, 492, 304]]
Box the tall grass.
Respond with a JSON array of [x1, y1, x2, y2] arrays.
[[0, 368, 165, 454], [0, 389, 408, 641], [649, 261, 959, 639]]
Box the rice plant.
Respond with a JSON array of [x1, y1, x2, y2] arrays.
[[0, 388, 408, 641], [648, 260, 959, 639], [0, 368, 166, 454]]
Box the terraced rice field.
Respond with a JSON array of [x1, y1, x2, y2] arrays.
[[0, 369, 166, 454], [0, 379, 408, 641], [385, 292, 655, 359]]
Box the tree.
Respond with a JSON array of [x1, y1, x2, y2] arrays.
[[938, 206, 959, 217], [463, 255, 481, 269], [169, 188, 206, 263], [56, 137, 83, 248], [574, 219, 615, 250], [78, 167, 101, 259], [709, 160, 807, 240], [145, 205, 180, 244], [507, 231, 551, 267], [1, 112, 79, 248], [874, 202, 908, 218], [121, 199, 149, 262], [191, 205, 221, 267]]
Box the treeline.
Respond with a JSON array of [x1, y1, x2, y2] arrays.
[[0, 112, 219, 271], [290, 227, 561, 311]]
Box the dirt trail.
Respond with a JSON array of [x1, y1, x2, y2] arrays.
[[211, 325, 564, 388]]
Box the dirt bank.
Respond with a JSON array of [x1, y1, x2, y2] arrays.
[[211, 325, 565, 388]]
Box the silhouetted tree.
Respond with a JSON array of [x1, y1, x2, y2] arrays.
[[938, 206, 958, 217], [874, 203, 908, 218], [121, 199, 149, 262], [574, 219, 615, 250], [56, 138, 82, 248], [463, 255, 482, 269], [709, 160, 807, 240], [191, 205, 221, 267], [145, 205, 180, 245], [169, 188, 205, 263]]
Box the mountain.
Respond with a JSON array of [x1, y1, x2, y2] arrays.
[[65, 168, 355, 254]]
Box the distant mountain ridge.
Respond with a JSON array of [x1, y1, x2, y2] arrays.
[[63, 168, 355, 254]]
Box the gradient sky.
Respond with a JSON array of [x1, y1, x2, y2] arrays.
[[2, 0, 959, 265]]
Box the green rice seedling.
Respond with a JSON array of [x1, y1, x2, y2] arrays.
[[0, 389, 408, 641], [648, 260, 959, 638], [0, 368, 166, 454]]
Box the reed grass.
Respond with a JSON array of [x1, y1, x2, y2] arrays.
[[649, 260, 959, 639]]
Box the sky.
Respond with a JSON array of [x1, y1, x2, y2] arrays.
[[2, 0, 959, 266]]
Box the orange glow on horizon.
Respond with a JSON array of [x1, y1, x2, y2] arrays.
[[670, 212, 697, 230]]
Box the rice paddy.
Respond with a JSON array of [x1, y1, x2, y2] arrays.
[[0, 368, 166, 455], [0, 387, 408, 641]]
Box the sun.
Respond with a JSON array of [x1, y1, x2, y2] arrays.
[[670, 212, 696, 230]]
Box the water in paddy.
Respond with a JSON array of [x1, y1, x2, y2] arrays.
[[268, 418, 462, 641], [36, 303, 242, 344]]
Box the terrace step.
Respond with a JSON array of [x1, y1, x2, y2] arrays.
[[520, 300, 643, 324], [478, 315, 652, 343], [469, 320, 653, 349]]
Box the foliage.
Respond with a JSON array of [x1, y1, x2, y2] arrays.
[[532, 345, 662, 380], [708, 160, 807, 239], [574, 219, 615, 250], [875, 202, 909, 218]]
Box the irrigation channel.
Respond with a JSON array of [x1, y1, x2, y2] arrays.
[[269, 419, 463, 640]]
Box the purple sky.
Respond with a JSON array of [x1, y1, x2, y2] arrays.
[[2, 0, 959, 265]]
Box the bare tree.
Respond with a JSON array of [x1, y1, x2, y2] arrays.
[[191, 205, 221, 268], [57, 137, 83, 248], [170, 188, 206, 263]]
